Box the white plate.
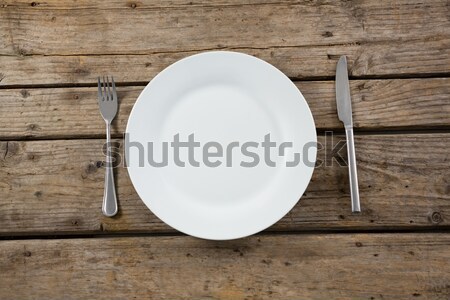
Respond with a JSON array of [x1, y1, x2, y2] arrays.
[[126, 51, 316, 240]]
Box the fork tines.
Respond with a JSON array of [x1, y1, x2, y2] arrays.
[[97, 76, 117, 102]]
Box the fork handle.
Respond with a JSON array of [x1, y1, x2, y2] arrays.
[[102, 122, 118, 217], [345, 126, 361, 213]]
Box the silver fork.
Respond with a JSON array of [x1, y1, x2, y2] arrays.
[[97, 76, 118, 217]]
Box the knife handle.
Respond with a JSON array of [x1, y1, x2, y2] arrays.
[[345, 126, 361, 212]]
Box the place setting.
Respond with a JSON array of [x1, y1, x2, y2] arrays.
[[3, 2, 449, 297], [97, 51, 361, 240]]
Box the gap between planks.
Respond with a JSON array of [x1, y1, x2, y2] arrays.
[[2, 73, 450, 90], [2, 227, 450, 241], [1, 128, 450, 142]]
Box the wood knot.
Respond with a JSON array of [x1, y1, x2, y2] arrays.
[[18, 48, 27, 56], [34, 191, 42, 198], [85, 162, 97, 174], [355, 242, 363, 247], [233, 248, 244, 256], [30, 2, 39, 7], [23, 251, 32, 257], [130, 3, 136, 8], [20, 89, 30, 98], [322, 31, 333, 37], [27, 123, 39, 131], [430, 212, 443, 224]]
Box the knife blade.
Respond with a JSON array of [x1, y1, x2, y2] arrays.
[[336, 56, 361, 212], [336, 56, 353, 127]]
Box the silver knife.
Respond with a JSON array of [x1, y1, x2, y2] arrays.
[[336, 56, 361, 212]]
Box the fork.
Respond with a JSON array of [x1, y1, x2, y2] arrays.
[[97, 76, 118, 217]]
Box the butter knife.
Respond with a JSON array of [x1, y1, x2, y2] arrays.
[[336, 56, 361, 212]]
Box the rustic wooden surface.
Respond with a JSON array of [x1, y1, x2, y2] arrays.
[[0, 0, 449, 299], [1, 234, 449, 300], [1, 134, 449, 235], [0, 78, 449, 140], [0, 0, 449, 86]]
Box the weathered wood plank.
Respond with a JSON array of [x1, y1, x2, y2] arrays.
[[0, 0, 449, 85], [0, 134, 448, 235], [1, 78, 449, 140], [0, 38, 449, 85], [1, 0, 448, 55], [0, 233, 449, 299]]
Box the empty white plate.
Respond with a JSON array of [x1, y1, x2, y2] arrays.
[[126, 51, 316, 240]]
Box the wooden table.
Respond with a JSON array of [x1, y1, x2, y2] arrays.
[[1, 1, 449, 299]]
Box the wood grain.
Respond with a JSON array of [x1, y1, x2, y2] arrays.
[[0, 78, 449, 140], [0, 38, 449, 86], [0, 0, 448, 295], [1, 233, 449, 299], [0, 0, 449, 85], [0, 134, 448, 235], [1, 0, 448, 56]]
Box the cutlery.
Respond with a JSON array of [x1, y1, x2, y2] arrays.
[[98, 76, 119, 217], [336, 56, 361, 212]]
